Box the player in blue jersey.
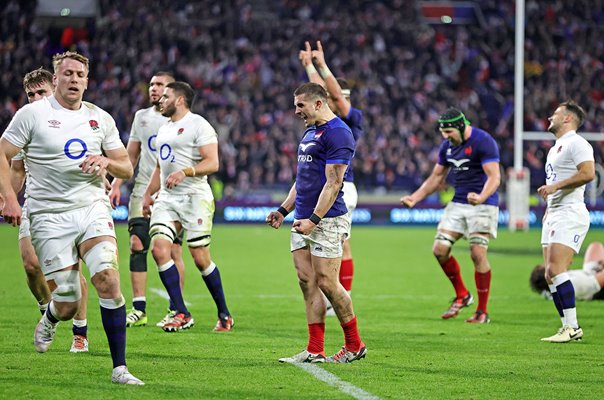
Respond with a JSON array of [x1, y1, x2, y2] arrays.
[[401, 108, 501, 323], [299, 41, 363, 315], [266, 82, 366, 363]]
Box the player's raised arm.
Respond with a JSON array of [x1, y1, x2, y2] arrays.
[[300, 41, 323, 85], [312, 41, 351, 117]]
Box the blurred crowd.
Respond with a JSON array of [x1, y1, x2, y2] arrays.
[[1, 0, 603, 200]]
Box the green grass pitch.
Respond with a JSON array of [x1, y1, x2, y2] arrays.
[[0, 224, 603, 399]]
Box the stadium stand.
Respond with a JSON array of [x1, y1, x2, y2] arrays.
[[1, 0, 602, 199]]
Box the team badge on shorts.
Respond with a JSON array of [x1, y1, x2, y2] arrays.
[[197, 218, 203, 225]]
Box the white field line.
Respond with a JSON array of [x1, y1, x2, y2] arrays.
[[150, 287, 379, 398], [296, 364, 381, 400], [149, 287, 192, 306]]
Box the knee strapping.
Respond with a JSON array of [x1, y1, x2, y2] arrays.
[[130, 251, 147, 272], [150, 223, 176, 243], [128, 217, 151, 251], [47, 269, 81, 302], [187, 234, 211, 248], [469, 235, 490, 248], [83, 241, 119, 277], [99, 295, 125, 309], [435, 232, 456, 248]]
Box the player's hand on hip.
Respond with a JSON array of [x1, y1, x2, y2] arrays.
[[265, 211, 284, 229], [80, 154, 109, 176], [400, 196, 416, 208], [166, 170, 186, 189], [467, 192, 483, 205], [1, 197, 22, 226], [293, 219, 316, 235]]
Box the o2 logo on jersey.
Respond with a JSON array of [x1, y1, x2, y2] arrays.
[[545, 163, 556, 181], [159, 143, 175, 163], [147, 134, 157, 152], [64, 138, 88, 160]]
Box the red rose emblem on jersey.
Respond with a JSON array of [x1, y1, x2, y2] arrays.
[[464, 146, 472, 155], [557, 146, 563, 153], [89, 120, 99, 131], [178, 128, 184, 135]]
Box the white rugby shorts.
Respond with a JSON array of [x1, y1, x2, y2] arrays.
[[29, 199, 116, 275], [541, 204, 590, 254], [150, 192, 214, 243], [290, 214, 350, 258], [437, 202, 499, 238], [342, 181, 357, 239], [128, 194, 145, 219], [18, 201, 31, 240]]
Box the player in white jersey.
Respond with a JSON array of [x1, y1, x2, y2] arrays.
[[538, 100, 595, 343], [109, 72, 187, 328], [9, 68, 91, 352], [142, 81, 234, 333], [0, 51, 143, 385], [531, 242, 604, 301]]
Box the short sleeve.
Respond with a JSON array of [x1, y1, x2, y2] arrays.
[[194, 117, 218, 147], [325, 127, 354, 165], [2, 105, 36, 150]]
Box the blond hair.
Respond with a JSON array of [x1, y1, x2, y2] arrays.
[[52, 51, 89, 73]]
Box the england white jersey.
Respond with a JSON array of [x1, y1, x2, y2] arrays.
[[128, 106, 168, 197], [156, 111, 218, 195], [2, 96, 124, 214], [545, 131, 594, 207]]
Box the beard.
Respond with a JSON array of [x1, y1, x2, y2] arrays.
[[547, 122, 559, 134], [161, 104, 176, 117]]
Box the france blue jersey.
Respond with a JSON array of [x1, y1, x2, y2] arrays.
[[437, 127, 500, 206], [341, 107, 363, 183], [295, 117, 355, 219]]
